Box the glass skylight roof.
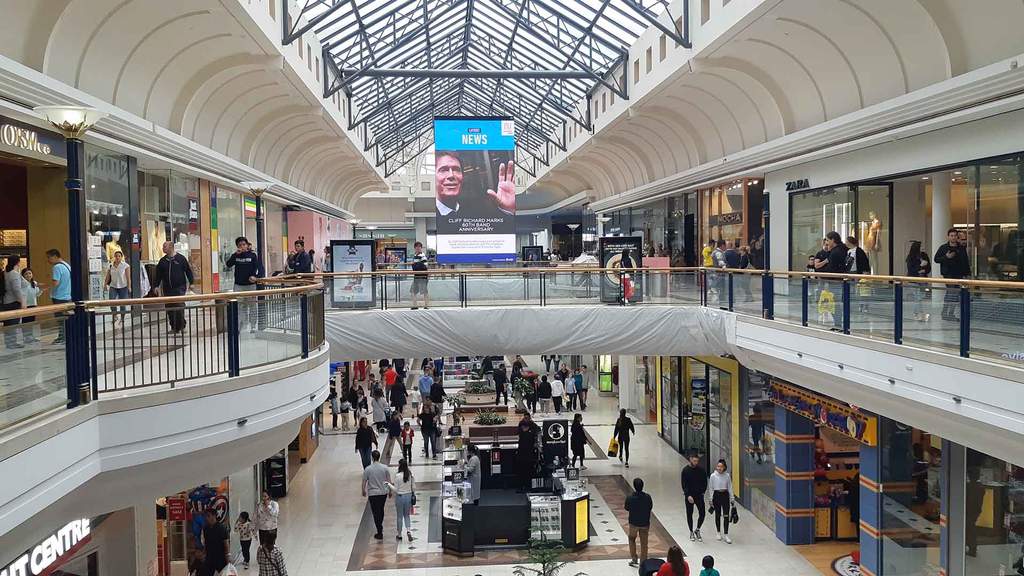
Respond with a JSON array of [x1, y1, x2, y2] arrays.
[[286, 0, 686, 176]]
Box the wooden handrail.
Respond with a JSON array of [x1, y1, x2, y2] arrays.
[[83, 281, 323, 309], [290, 267, 1024, 290], [0, 303, 74, 322]]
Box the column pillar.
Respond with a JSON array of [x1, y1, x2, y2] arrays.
[[133, 498, 157, 576], [930, 172, 952, 275], [254, 194, 265, 274], [617, 355, 636, 411], [414, 216, 427, 244], [859, 437, 882, 576], [773, 405, 815, 544]]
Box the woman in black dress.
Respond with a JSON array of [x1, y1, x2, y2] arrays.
[[570, 413, 587, 470], [613, 409, 636, 468]]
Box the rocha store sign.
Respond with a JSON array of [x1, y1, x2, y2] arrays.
[[1, 519, 91, 576]]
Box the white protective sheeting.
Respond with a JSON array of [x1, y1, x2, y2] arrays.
[[326, 305, 736, 359]]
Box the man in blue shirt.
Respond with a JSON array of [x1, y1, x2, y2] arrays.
[[418, 366, 434, 398], [47, 249, 72, 343]]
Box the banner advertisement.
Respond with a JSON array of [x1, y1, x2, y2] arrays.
[[434, 116, 516, 264], [383, 247, 407, 264], [598, 236, 644, 303], [521, 245, 543, 263], [330, 239, 376, 308]]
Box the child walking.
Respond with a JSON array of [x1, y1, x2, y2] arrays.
[[234, 511, 255, 568], [401, 421, 415, 463]]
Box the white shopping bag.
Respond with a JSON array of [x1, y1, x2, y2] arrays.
[[218, 564, 239, 576]]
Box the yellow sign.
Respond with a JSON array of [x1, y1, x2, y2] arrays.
[[575, 499, 588, 544], [769, 381, 877, 446]]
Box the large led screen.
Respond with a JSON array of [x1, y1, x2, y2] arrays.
[[434, 116, 516, 263]]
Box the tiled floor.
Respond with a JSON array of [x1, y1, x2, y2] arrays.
[[254, 379, 821, 576]]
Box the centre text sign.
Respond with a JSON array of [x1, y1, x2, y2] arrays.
[[2, 519, 91, 576]]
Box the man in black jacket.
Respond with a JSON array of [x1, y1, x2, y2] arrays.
[[287, 239, 312, 273], [481, 356, 494, 387], [226, 236, 264, 332], [934, 228, 971, 321], [493, 364, 509, 405], [624, 477, 653, 568], [814, 231, 850, 331], [681, 452, 708, 542], [153, 241, 195, 333]]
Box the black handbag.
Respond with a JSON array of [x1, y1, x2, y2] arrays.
[[730, 504, 739, 524], [411, 492, 417, 506]]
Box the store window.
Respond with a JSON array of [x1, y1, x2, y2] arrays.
[[264, 199, 286, 274], [856, 184, 890, 274], [659, 356, 682, 452], [684, 357, 707, 457], [964, 449, 1024, 574], [84, 145, 132, 300], [880, 420, 943, 575], [976, 156, 1023, 281], [216, 187, 244, 292], [702, 180, 747, 248], [139, 170, 201, 288], [708, 363, 733, 469], [740, 369, 775, 530], [790, 186, 854, 271]]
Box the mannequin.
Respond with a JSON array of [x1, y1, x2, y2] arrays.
[[865, 211, 882, 253]]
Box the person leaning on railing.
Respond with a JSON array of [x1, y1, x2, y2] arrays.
[[934, 228, 971, 322]]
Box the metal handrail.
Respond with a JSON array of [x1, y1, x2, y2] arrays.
[[0, 303, 74, 322]]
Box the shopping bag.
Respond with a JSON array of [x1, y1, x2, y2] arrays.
[[817, 288, 835, 315], [607, 437, 619, 458], [219, 563, 239, 576], [730, 505, 740, 524], [623, 275, 635, 300]]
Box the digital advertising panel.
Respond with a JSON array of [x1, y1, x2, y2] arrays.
[[330, 239, 376, 308], [598, 236, 644, 303], [434, 116, 516, 264]]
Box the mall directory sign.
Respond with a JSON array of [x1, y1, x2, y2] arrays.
[[598, 236, 644, 303], [330, 239, 376, 309], [434, 116, 516, 264]]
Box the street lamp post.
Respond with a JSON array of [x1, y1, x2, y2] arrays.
[[567, 223, 581, 258], [35, 105, 108, 406], [240, 181, 273, 274], [349, 218, 362, 238]]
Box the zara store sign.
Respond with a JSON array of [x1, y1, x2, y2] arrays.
[[1, 519, 91, 576]]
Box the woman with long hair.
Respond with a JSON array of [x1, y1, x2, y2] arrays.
[[906, 241, 932, 321], [709, 459, 734, 543], [570, 413, 587, 470], [656, 545, 689, 576], [355, 416, 378, 469], [613, 409, 635, 467], [387, 458, 416, 542]]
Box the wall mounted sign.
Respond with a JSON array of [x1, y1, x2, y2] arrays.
[[709, 211, 743, 226], [785, 179, 810, 192], [1, 519, 91, 576], [187, 198, 199, 225], [167, 497, 187, 522], [0, 116, 65, 161], [768, 380, 877, 445]]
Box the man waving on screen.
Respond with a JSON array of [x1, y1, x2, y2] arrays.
[[435, 151, 515, 216]]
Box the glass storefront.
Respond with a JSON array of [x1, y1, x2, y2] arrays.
[[84, 144, 132, 300], [139, 169, 201, 289], [879, 420, 943, 575], [790, 186, 855, 272], [701, 179, 747, 248], [708, 363, 733, 470], [740, 368, 775, 530], [215, 187, 244, 292], [963, 449, 1024, 575], [659, 356, 682, 452], [265, 199, 286, 274]]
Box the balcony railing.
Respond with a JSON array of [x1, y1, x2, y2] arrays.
[[309, 266, 1024, 366], [0, 280, 325, 432]]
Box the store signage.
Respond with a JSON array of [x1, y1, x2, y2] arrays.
[[768, 381, 877, 445], [0, 117, 64, 160], [785, 178, 810, 191], [1, 519, 91, 576], [187, 198, 199, 224], [709, 211, 743, 226], [543, 420, 568, 445], [167, 497, 187, 522]]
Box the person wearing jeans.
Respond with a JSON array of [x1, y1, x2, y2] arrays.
[[355, 417, 378, 469], [417, 400, 438, 459], [625, 477, 653, 568], [362, 450, 391, 540], [387, 458, 416, 541], [104, 250, 131, 324], [226, 236, 264, 332], [46, 249, 72, 344]]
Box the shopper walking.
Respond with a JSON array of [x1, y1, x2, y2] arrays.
[[255, 491, 279, 545], [698, 555, 719, 576], [525, 375, 538, 414], [417, 399, 439, 459], [481, 355, 495, 387], [256, 530, 288, 575], [201, 510, 229, 575], [391, 377, 408, 417], [362, 450, 391, 540], [383, 412, 402, 463], [46, 249, 71, 344], [493, 363, 509, 405], [681, 453, 708, 542], [103, 250, 131, 324], [845, 236, 871, 274], [226, 237, 264, 331], [343, 385, 358, 431], [410, 241, 430, 309], [578, 365, 590, 410], [570, 413, 587, 470], [934, 228, 970, 321], [400, 421, 415, 463], [370, 389, 389, 432], [550, 374, 565, 414], [625, 477, 653, 568], [511, 354, 527, 381], [565, 373, 578, 411], [709, 459, 734, 543], [153, 241, 194, 333], [386, 458, 416, 541], [3, 255, 25, 349], [906, 241, 932, 321], [536, 376, 553, 413], [383, 364, 398, 402], [234, 512, 255, 569], [355, 417, 378, 468], [19, 268, 43, 344], [657, 546, 690, 576], [614, 409, 635, 468], [429, 377, 447, 406], [328, 387, 340, 430]]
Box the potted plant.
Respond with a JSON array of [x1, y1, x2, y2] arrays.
[[511, 377, 532, 413], [513, 536, 585, 576], [463, 380, 496, 405], [446, 393, 466, 423], [472, 410, 507, 426]]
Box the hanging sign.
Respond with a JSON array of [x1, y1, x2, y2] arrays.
[[167, 496, 187, 522], [1, 519, 91, 576], [0, 116, 65, 161], [768, 381, 877, 445]]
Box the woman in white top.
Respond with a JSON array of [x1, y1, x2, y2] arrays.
[[19, 268, 44, 344], [709, 458, 734, 543], [104, 250, 131, 322], [550, 377, 566, 414], [387, 458, 416, 542], [3, 256, 26, 349], [255, 490, 280, 544]]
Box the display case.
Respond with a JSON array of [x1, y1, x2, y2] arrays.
[[529, 495, 563, 540], [444, 356, 508, 388], [261, 450, 287, 498]]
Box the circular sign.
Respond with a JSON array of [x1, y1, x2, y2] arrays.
[[547, 422, 566, 441]]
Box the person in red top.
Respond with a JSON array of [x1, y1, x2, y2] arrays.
[[400, 421, 415, 463], [384, 366, 399, 402], [657, 545, 689, 576]]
